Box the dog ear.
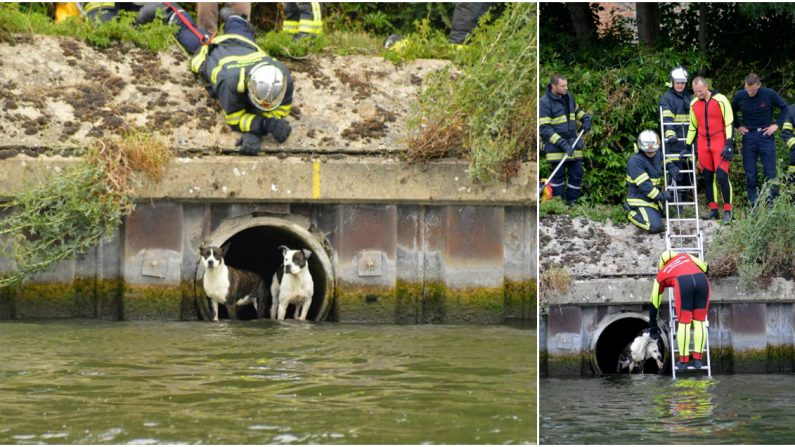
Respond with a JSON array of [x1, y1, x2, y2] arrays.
[[278, 245, 289, 255], [302, 249, 312, 259]]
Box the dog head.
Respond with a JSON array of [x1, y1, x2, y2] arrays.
[[617, 350, 633, 372], [200, 245, 226, 269], [279, 245, 311, 275]]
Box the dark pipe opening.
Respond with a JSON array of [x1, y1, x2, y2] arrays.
[[594, 317, 666, 374], [208, 225, 328, 321]]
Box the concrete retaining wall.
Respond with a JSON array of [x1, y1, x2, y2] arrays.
[[0, 156, 536, 324], [540, 277, 795, 376]]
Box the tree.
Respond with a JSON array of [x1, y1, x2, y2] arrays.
[[636, 3, 660, 47], [566, 3, 596, 43]]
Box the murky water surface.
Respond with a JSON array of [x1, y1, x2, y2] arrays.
[[0, 320, 534, 444], [541, 375, 795, 444]]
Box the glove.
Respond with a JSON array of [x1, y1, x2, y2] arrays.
[[235, 132, 261, 155], [666, 135, 678, 146], [581, 114, 592, 133], [667, 164, 681, 183], [573, 138, 584, 151], [265, 118, 292, 143], [679, 148, 691, 162], [721, 140, 734, 161], [648, 306, 659, 329], [559, 139, 574, 157], [657, 189, 673, 203], [135, 2, 165, 24]]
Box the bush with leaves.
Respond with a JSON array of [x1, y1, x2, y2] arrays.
[[0, 133, 172, 287], [407, 2, 536, 182]]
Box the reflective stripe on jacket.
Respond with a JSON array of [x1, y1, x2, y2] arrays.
[[539, 84, 585, 160]]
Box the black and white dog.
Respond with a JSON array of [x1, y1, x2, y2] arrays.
[[200, 245, 266, 321], [617, 328, 665, 374], [270, 245, 314, 321]]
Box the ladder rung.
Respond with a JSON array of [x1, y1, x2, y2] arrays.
[[666, 202, 698, 206], [668, 234, 700, 238]]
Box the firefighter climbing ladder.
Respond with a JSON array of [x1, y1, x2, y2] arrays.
[[659, 107, 712, 379]]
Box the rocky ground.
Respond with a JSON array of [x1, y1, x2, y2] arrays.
[[539, 213, 723, 277], [0, 34, 449, 157]]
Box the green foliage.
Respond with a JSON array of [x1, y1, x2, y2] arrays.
[[324, 3, 457, 35], [0, 134, 172, 288], [381, 18, 457, 63], [407, 3, 536, 182], [256, 31, 328, 58], [707, 182, 795, 288], [540, 197, 626, 224], [0, 163, 131, 288], [0, 4, 175, 51]]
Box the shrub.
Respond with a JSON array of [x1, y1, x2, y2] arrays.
[[407, 2, 536, 182]]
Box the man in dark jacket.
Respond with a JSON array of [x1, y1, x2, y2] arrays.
[[660, 66, 693, 197], [137, 3, 293, 156], [625, 130, 677, 233], [779, 103, 795, 193], [731, 73, 788, 206], [539, 74, 592, 205]]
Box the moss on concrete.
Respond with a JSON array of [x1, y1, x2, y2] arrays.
[[72, 277, 97, 318], [122, 284, 182, 320], [336, 283, 397, 323], [445, 285, 506, 324], [395, 280, 421, 324], [543, 351, 588, 377], [96, 278, 123, 320], [422, 281, 447, 323], [505, 279, 537, 321], [14, 282, 77, 318]]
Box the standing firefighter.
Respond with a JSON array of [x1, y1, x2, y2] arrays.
[[686, 76, 734, 224], [283, 3, 323, 40], [648, 250, 710, 371], [731, 73, 788, 206], [660, 66, 692, 195], [539, 74, 592, 206], [780, 103, 795, 191], [136, 3, 293, 155], [625, 130, 678, 234]]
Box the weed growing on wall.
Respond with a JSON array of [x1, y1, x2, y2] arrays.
[[707, 182, 795, 288], [406, 2, 536, 182], [0, 133, 172, 287]]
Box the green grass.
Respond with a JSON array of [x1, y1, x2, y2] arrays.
[[540, 197, 627, 224], [0, 4, 175, 51]]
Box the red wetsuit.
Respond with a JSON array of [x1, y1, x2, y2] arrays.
[[688, 91, 734, 212], [653, 253, 710, 323]]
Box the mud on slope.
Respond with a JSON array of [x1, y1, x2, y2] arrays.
[[539, 214, 722, 277], [0, 35, 449, 155]]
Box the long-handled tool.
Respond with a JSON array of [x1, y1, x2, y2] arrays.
[[539, 129, 585, 199]]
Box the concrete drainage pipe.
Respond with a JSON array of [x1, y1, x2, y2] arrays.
[[203, 216, 335, 321], [589, 312, 669, 375]]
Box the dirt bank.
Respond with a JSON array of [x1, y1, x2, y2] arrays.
[[0, 34, 449, 155]]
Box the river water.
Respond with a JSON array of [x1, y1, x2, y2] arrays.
[[0, 320, 534, 444], [540, 375, 795, 444]]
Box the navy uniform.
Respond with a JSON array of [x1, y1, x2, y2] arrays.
[[731, 86, 788, 205], [539, 84, 591, 205], [779, 103, 795, 189], [625, 130, 676, 234], [283, 3, 323, 39], [138, 5, 293, 151]]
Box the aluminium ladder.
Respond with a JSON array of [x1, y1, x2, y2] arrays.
[[659, 107, 712, 379]]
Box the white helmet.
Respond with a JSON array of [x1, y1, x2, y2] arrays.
[[637, 130, 660, 154], [670, 66, 689, 84], [247, 62, 288, 112]]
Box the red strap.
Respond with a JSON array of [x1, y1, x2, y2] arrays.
[[163, 2, 212, 45]]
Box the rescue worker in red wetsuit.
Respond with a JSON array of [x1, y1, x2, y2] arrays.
[[686, 76, 735, 224], [648, 250, 710, 371]]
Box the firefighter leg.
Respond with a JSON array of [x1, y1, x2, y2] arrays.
[[296, 2, 322, 37], [223, 14, 256, 40], [283, 3, 300, 34], [691, 274, 710, 361], [677, 285, 695, 364], [565, 158, 584, 205], [549, 160, 567, 200], [197, 2, 219, 35], [789, 149, 795, 201], [449, 2, 491, 44], [716, 164, 733, 212], [742, 132, 760, 206], [759, 134, 779, 203], [84, 2, 119, 22], [628, 206, 663, 233]]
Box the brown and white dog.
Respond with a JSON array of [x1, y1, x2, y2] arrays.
[[617, 328, 665, 373], [200, 245, 266, 321], [270, 245, 314, 321]]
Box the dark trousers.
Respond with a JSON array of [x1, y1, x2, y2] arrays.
[[449, 3, 492, 44], [742, 130, 778, 205], [627, 205, 664, 234], [550, 158, 583, 205]]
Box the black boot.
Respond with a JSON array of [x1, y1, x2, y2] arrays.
[[701, 209, 719, 220], [722, 210, 732, 225]]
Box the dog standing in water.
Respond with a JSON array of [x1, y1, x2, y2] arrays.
[[617, 328, 665, 373]]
